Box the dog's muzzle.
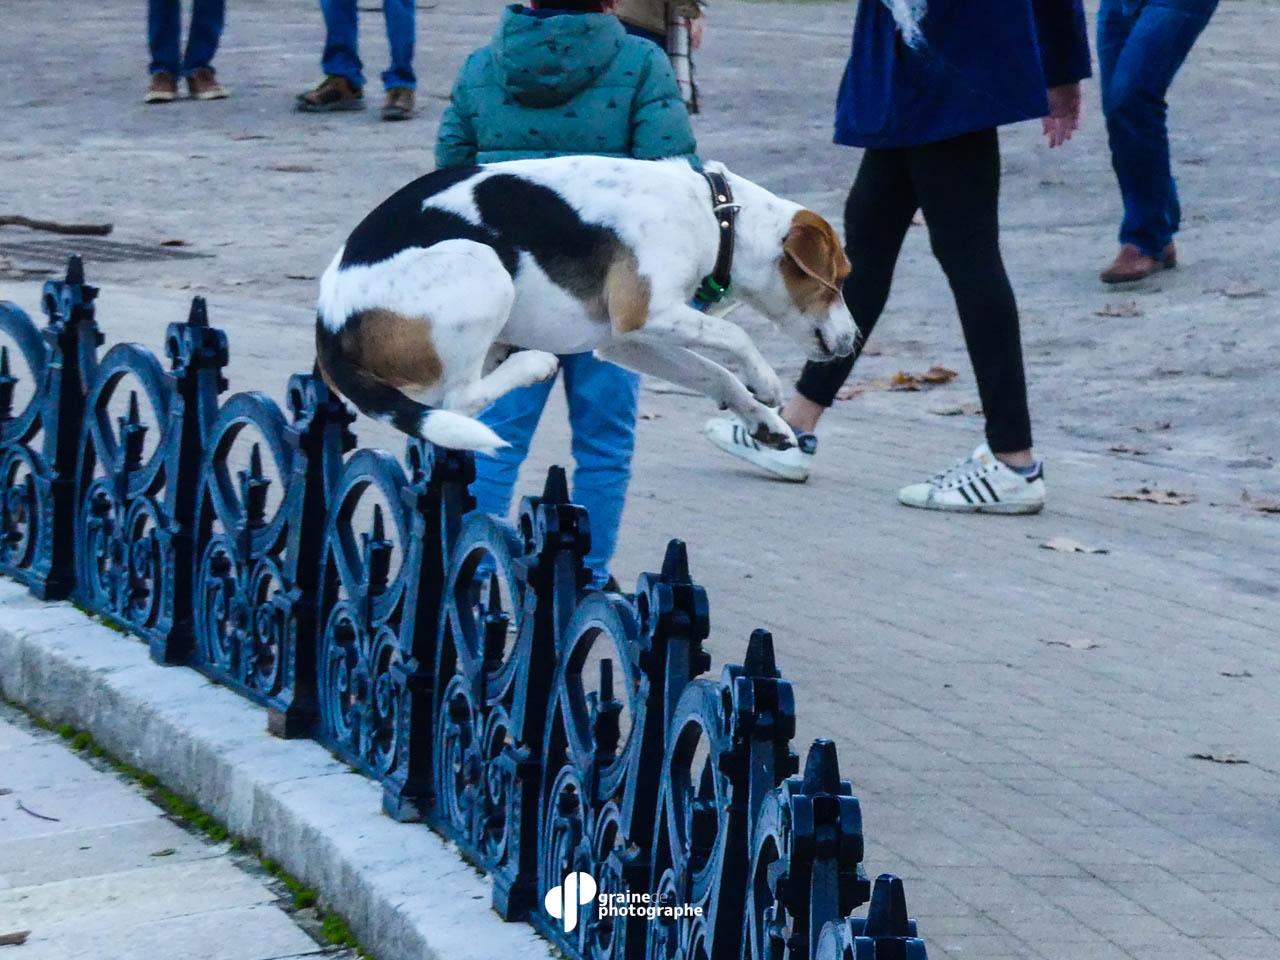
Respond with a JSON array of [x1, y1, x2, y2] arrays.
[[811, 328, 858, 361]]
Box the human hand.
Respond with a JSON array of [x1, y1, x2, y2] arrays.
[[1042, 82, 1082, 148]]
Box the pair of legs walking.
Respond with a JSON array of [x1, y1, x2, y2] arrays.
[[298, 0, 417, 119], [318, 0, 416, 92], [1097, 0, 1218, 279], [707, 128, 1045, 512], [471, 353, 640, 589], [146, 0, 227, 102]]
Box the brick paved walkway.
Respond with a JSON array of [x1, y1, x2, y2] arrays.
[[2, 1, 1278, 957]]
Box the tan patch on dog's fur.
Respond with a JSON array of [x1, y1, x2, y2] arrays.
[[344, 308, 443, 390], [605, 248, 651, 334], [781, 210, 851, 313]]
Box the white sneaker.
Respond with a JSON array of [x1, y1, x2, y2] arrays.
[[702, 417, 815, 482], [899, 442, 1045, 514]]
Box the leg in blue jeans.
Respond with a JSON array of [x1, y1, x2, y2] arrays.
[[470, 378, 556, 524], [320, 0, 365, 89], [1098, 0, 1218, 257], [381, 0, 417, 90], [182, 0, 226, 74], [470, 354, 638, 589], [562, 355, 639, 588], [148, 0, 182, 75], [150, 0, 225, 76]]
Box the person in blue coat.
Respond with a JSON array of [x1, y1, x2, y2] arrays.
[[705, 0, 1090, 515]]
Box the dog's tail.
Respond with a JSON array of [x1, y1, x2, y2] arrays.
[[314, 316, 507, 454]]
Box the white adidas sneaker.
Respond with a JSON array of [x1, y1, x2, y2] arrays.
[[702, 417, 816, 482], [899, 442, 1045, 514]]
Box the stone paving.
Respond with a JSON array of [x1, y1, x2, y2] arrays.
[[1, 2, 1279, 959], [0, 703, 355, 960]]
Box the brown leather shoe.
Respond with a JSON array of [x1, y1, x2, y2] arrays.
[[381, 86, 415, 121], [1100, 244, 1173, 284], [145, 72, 178, 104], [187, 68, 228, 101], [296, 75, 364, 112]]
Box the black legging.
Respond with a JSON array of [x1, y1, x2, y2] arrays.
[[795, 128, 1033, 454]]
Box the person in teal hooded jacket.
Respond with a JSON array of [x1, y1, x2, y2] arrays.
[[437, 1, 698, 167], [436, 0, 698, 592]]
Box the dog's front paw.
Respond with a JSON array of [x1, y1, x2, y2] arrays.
[[750, 409, 796, 450]]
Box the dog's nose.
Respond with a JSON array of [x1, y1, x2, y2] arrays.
[[833, 332, 857, 357]]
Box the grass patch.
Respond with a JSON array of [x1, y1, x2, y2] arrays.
[[14, 713, 376, 959]]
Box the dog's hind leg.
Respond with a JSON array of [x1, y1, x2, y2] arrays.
[[597, 339, 796, 450], [443, 349, 561, 416]]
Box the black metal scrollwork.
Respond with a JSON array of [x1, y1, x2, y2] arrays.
[[0, 259, 930, 960]]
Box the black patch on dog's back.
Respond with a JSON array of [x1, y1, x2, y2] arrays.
[[340, 166, 518, 273], [473, 174, 619, 302]]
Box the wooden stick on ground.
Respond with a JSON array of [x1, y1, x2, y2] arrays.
[[0, 215, 113, 236]]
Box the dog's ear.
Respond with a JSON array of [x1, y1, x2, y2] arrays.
[[782, 210, 850, 293]]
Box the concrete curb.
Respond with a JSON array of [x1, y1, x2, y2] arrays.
[[0, 579, 554, 960]]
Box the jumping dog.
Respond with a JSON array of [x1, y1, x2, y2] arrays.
[[315, 156, 856, 453]]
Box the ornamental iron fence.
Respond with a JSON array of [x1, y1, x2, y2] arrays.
[[0, 258, 928, 960]]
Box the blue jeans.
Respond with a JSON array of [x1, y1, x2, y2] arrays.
[[319, 0, 416, 91], [470, 354, 640, 589], [148, 0, 225, 76], [1098, 0, 1218, 257]]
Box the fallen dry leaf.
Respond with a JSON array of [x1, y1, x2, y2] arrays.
[[1108, 444, 1148, 455], [1219, 282, 1265, 299], [861, 344, 883, 357], [285, 273, 316, 281], [1134, 420, 1172, 433], [1189, 752, 1248, 765], [930, 403, 983, 417], [160, 239, 187, 247], [1219, 669, 1252, 678], [0, 931, 32, 947], [1240, 490, 1280, 514], [1108, 487, 1193, 506], [1043, 638, 1101, 650], [151, 848, 176, 857], [1095, 302, 1143, 318], [637, 410, 661, 420], [268, 163, 319, 173], [840, 365, 960, 398], [890, 366, 959, 391], [910, 210, 926, 226], [1040, 536, 1109, 555], [230, 133, 270, 141]]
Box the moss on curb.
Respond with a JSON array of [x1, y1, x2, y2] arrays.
[[5, 702, 375, 960]]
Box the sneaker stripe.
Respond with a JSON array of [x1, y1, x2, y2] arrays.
[[979, 477, 1000, 502], [957, 485, 974, 505], [968, 481, 987, 504]]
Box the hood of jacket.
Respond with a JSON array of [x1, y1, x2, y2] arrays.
[[491, 5, 628, 108]]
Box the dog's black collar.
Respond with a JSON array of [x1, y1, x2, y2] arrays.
[[694, 169, 737, 309]]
